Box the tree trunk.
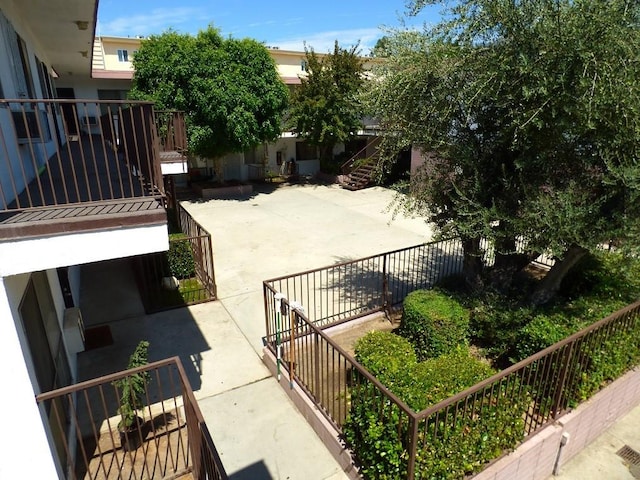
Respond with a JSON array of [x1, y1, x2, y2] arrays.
[[530, 244, 588, 306], [489, 236, 539, 292], [319, 143, 335, 164], [462, 237, 484, 291]]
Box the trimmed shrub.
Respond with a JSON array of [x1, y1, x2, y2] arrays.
[[467, 291, 534, 362], [344, 333, 526, 480], [513, 313, 576, 361], [353, 330, 416, 380], [398, 289, 470, 360], [167, 233, 196, 279], [414, 382, 528, 479], [393, 346, 495, 411]]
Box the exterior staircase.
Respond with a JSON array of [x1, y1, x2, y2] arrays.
[[339, 137, 381, 191], [341, 158, 378, 190]]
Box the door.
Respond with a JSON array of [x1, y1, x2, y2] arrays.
[[56, 87, 77, 134]]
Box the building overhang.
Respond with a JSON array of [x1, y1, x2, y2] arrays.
[[14, 0, 98, 79]]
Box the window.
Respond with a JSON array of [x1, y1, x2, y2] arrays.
[[296, 141, 318, 161], [16, 33, 35, 97], [301, 60, 308, 72], [117, 49, 129, 62]]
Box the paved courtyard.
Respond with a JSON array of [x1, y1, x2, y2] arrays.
[[80, 184, 433, 479]]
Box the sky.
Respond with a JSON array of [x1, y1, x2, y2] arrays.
[[96, 0, 444, 54]]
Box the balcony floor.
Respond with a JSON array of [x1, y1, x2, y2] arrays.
[[0, 134, 165, 240]]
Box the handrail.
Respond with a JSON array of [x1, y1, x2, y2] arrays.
[[0, 98, 167, 211], [340, 136, 381, 174], [36, 356, 228, 480]]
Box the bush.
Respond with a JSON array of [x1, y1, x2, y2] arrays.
[[167, 233, 196, 279], [571, 317, 640, 404], [393, 346, 495, 411], [467, 290, 534, 362], [344, 333, 524, 479], [353, 330, 417, 380], [513, 313, 576, 361], [398, 289, 470, 360]]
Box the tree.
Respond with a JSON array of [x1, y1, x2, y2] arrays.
[[372, 0, 640, 303], [288, 41, 365, 167], [131, 27, 288, 161]]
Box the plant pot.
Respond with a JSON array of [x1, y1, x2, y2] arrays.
[[119, 416, 145, 451]]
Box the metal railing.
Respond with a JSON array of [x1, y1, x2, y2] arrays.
[[135, 203, 217, 312], [263, 238, 465, 344], [340, 136, 381, 175], [36, 357, 227, 480], [270, 293, 640, 479], [155, 110, 187, 157], [0, 99, 167, 211]]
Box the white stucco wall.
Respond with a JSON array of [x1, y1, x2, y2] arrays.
[[0, 223, 169, 277], [0, 276, 61, 479]]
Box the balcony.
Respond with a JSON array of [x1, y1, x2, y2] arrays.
[[36, 357, 227, 480], [0, 100, 186, 240]]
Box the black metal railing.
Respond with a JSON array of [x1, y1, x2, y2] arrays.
[[263, 239, 465, 345]]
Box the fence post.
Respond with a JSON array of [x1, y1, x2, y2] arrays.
[[552, 342, 575, 418], [382, 254, 389, 313], [407, 415, 419, 480], [314, 330, 321, 397]]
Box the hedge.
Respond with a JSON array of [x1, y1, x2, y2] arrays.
[[398, 289, 470, 360], [344, 332, 527, 479], [167, 233, 196, 279]]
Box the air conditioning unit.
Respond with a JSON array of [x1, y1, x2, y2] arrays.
[[11, 108, 52, 143], [63, 307, 85, 354]]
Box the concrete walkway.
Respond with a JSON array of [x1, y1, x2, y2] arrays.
[[550, 403, 640, 480], [79, 184, 433, 479]]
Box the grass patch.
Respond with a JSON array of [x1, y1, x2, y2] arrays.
[[155, 277, 210, 308]]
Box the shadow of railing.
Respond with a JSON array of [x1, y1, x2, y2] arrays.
[[263, 239, 464, 346]]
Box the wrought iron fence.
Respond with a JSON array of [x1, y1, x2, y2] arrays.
[[263, 239, 465, 345], [269, 294, 640, 479], [36, 357, 227, 480], [135, 203, 216, 312]]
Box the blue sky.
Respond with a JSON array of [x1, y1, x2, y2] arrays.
[[97, 0, 444, 53]]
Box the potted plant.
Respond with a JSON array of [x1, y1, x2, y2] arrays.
[[113, 340, 150, 451]]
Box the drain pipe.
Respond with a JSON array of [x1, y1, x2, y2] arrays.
[[553, 432, 571, 476]]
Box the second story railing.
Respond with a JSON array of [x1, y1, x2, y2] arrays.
[[155, 110, 187, 157], [0, 99, 167, 211]]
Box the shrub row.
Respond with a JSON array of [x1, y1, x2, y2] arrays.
[[467, 251, 640, 364], [345, 332, 527, 479]]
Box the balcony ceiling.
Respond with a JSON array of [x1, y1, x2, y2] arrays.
[[15, 0, 97, 79]]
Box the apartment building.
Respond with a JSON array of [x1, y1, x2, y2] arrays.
[[0, 2, 220, 478], [92, 36, 380, 183]]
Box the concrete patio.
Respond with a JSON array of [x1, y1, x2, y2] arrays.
[[78, 184, 433, 479]]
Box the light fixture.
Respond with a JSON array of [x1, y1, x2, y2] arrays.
[[74, 20, 89, 31]]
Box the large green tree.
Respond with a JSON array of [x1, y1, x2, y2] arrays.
[[373, 0, 640, 303], [131, 27, 288, 160], [288, 41, 365, 166]]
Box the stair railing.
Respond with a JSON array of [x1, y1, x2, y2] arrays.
[[340, 136, 381, 175]]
